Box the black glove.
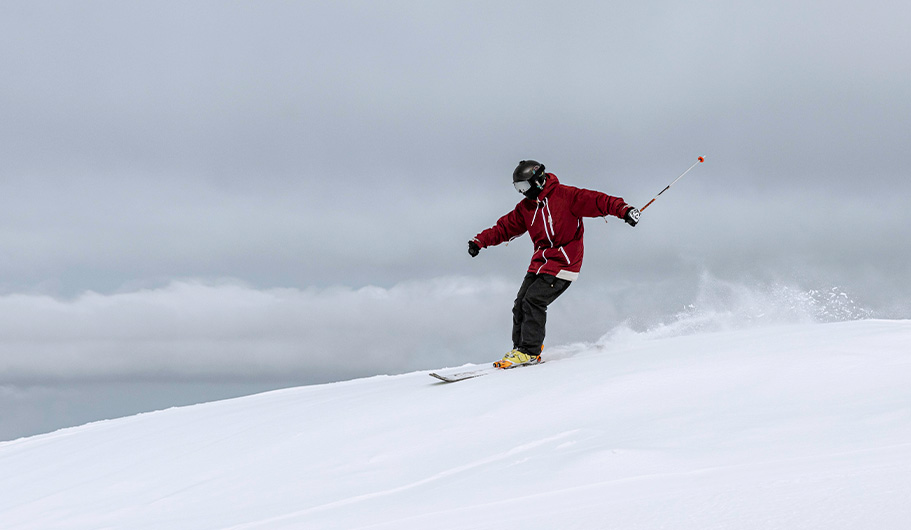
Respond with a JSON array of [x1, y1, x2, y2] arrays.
[[624, 206, 640, 227], [468, 239, 481, 257]]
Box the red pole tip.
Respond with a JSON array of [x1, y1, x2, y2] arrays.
[[698, 156, 705, 163]]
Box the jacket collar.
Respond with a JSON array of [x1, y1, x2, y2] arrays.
[[534, 174, 559, 202]]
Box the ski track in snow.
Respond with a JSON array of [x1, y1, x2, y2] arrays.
[[1, 320, 911, 529], [227, 430, 583, 529]]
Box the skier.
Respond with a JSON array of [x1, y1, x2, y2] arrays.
[[468, 160, 640, 369]]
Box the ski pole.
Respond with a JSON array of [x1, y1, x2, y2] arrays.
[[640, 156, 705, 212]]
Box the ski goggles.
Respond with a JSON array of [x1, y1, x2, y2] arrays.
[[513, 180, 533, 194]]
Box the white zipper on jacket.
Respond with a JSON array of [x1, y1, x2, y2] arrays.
[[534, 197, 554, 275], [542, 197, 572, 272], [539, 198, 554, 247], [544, 197, 556, 236]]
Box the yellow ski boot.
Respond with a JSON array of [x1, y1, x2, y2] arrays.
[[493, 349, 542, 369]]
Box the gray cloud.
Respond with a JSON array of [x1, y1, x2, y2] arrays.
[[0, 273, 886, 384], [0, 278, 514, 383]]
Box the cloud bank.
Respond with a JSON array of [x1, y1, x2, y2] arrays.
[[0, 278, 517, 385], [0, 274, 878, 386]]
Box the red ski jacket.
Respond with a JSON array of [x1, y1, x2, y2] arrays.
[[474, 174, 630, 281]]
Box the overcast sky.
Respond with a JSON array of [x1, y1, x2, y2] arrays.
[[1, 1, 909, 440]]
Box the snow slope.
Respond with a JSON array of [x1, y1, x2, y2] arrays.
[[1, 320, 910, 529]]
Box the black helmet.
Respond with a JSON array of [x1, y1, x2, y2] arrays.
[[513, 160, 546, 199]]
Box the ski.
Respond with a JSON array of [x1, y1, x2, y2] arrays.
[[429, 360, 544, 383], [429, 367, 496, 383]]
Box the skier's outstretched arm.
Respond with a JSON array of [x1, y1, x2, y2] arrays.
[[468, 207, 526, 257], [569, 187, 639, 227]]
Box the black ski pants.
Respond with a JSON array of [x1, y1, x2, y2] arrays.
[[512, 272, 571, 355]]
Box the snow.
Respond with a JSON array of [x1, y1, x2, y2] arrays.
[[2, 319, 910, 529]]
